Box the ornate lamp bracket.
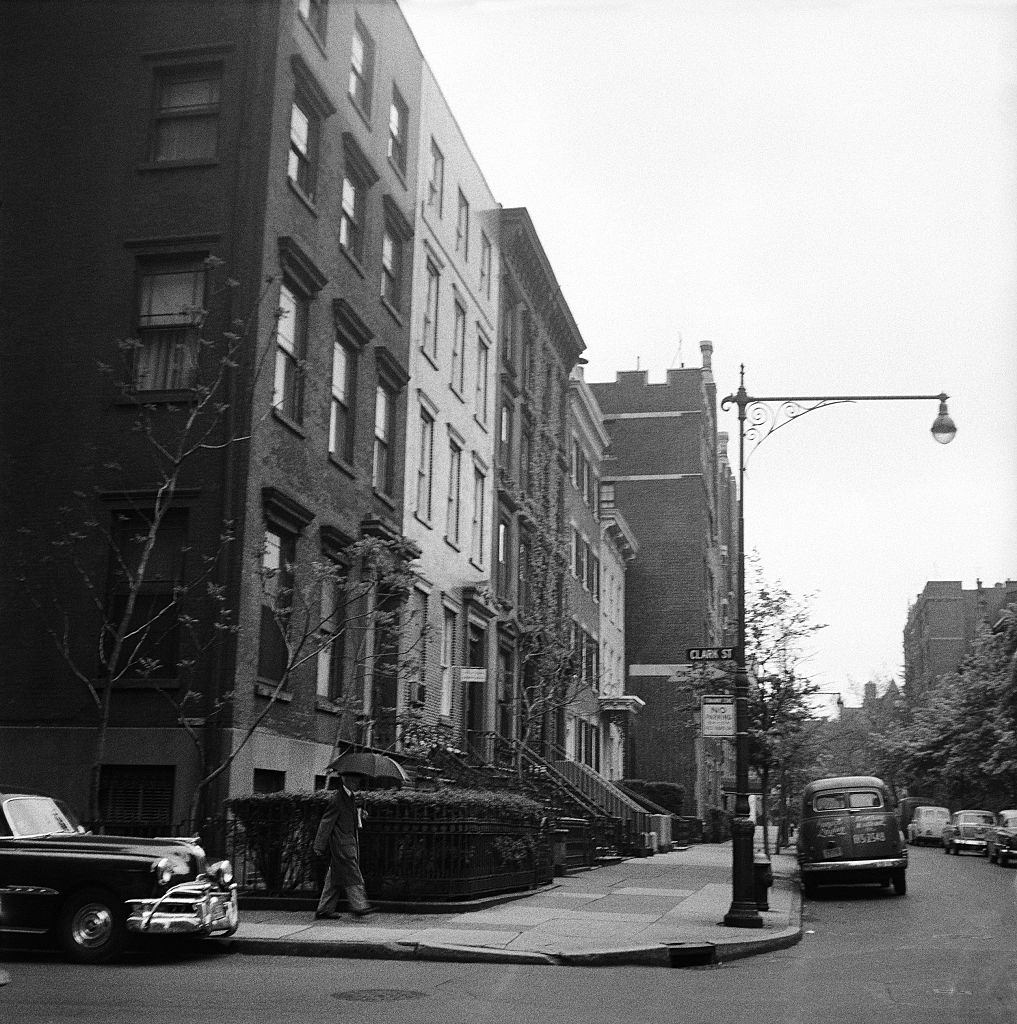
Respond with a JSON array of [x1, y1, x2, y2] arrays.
[[742, 398, 854, 464]]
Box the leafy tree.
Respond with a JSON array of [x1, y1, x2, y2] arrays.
[[892, 605, 1017, 808], [743, 553, 826, 852]]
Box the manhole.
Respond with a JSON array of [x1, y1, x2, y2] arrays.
[[333, 989, 427, 1003]]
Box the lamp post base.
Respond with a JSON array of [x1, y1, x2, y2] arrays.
[[723, 815, 763, 928]]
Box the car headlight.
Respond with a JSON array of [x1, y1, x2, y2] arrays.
[[153, 855, 190, 887], [208, 860, 234, 886]]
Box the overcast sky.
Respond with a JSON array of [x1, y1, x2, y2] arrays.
[[402, 0, 1017, 707]]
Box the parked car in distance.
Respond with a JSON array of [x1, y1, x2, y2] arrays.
[[0, 790, 238, 962], [986, 810, 1017, 865], [942, 809, 996, 856], [907, 805, 951, 846], [797, 775, 907, 897], [898, 795, 937, 835]]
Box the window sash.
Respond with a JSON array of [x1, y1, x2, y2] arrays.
[[273, 283, 306, 420], [423, 264, 439, 357], [471, 469, 485, 564], [388, 93, 407, 171], [451, 301, 466, 393], [373, 386, 392, 491], [154, 67, 220, 162], [416, 409, 434, 520], [381, 231, 401, 308], [339, 176, 363, 259], [446, 442, 462, 543], [475, 336, 489, 423], [329, 341, 354, 461], [349, 22, 373, 114], [288, 101, 314, 197], [456, 190, 469, 258], [429, 140, 444, 213]]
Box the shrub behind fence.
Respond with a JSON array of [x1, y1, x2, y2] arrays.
[[225, 788, 554, 901]]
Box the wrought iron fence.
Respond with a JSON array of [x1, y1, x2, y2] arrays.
[[220, 803, 553, 901]]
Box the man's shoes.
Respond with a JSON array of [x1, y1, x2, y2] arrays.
[[351, 906, 375, 918], [314, 911, 342, 920]]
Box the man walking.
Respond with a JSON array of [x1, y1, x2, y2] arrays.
[[313, 774, 373, 919]]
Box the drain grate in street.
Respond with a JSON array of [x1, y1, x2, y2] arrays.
[[333, 989, 428, 1003]]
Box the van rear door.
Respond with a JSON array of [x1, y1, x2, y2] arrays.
[[848, 796, 899, 860]]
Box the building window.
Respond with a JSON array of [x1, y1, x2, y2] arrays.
[[316, 559, 347, 702], [349, 17, 374, 117], [373, 385, 393, 493], [422, 261, 439, 361], [572, 527, 582, 579], [518, 538, 531, 613], [479, 232, 492, 299], [455, 189, 470, 259], [471, 465, 486, 566], [501, 292, 515, 364], [339, 172, 366, 262], [253, 769, 286, 794], [497, 518, 511, 596], [451, 298, 466, 394], [288, 96, 318, 199], [499, 402, 512, 464], [388, 87, 408, 175], [258, 525, 296, 683], [273, 280, 306, 422], [134, 260, 205, 391], [152, 65, 220, 163], [107, 510, 186, 679], [519, 309, 532, 390], [428, 139, 444, 214], [416, 405, 435, 522], [381, 229, 403, 310], [446, 439, 462, 546], [329, 339, 355, 462], [99, 765, 175, 835], [440, 606, 456, 717], [519, 428, 531, 495], [475, 332, 490, 425], [298, 0, 327, 40]]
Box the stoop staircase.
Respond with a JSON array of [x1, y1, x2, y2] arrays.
[[428, 733, 641, 861]]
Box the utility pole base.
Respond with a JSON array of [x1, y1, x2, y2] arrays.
[[723, 900, 764, 928]]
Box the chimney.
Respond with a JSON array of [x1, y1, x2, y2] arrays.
[[700, 340, 713, 371]]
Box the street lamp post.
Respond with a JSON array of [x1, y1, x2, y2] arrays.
[[719, 367, 955, 928]]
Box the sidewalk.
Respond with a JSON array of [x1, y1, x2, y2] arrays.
[[228, 838, 801, 968]]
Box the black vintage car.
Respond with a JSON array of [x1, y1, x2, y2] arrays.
[[0, 790, 238, 962]]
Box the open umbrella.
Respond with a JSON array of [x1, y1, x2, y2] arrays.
[[327, 751, 410, 788]]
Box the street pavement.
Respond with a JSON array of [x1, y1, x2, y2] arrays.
[[230, 832, 801, 968]]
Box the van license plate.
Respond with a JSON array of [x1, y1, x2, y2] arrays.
[[822, 847, 843, 859]]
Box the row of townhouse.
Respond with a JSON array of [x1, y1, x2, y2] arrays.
[[0, 0, 659, 830]]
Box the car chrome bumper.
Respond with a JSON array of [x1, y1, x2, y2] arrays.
[[800, 857, 906, 874], [126, 882, 238, 936], [951, 838, 987, 850]]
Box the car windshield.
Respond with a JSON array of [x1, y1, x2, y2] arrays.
[[957, 812, 995, 825], [813, 790, 883, 811], [919, 807, 949, 819], [1000, 812, 1017, 828], [3, 797, 79, 838]]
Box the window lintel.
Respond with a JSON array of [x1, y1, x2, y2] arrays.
[[279, 235, 328, 294], [290, 53, 337, 118]]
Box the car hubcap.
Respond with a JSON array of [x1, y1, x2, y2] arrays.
[[72, 903, 113, 948]]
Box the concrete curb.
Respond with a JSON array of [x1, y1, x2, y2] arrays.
[[226, 922, 801, 968]]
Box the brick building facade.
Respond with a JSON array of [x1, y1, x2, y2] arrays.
[[904, 579, 1017, 697], [590, 342, 737, 813]]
